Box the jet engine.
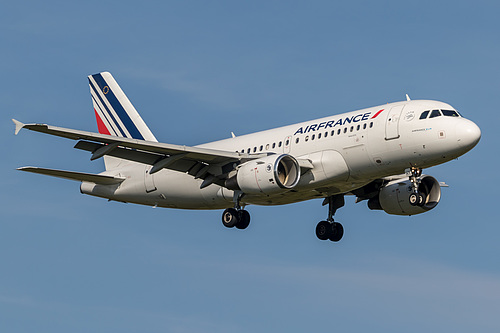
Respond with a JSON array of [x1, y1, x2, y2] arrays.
[[368, 175, 441, 215], [225, 154, 300, 195]]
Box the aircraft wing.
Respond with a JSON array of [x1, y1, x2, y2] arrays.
[[12, 120, 281, 187], [18, 166, 125, 185], [13, 120, 249, 162]]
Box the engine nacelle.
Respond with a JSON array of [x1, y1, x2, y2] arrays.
[[368, 175, 441, 216], [226, 154, 300, 195]]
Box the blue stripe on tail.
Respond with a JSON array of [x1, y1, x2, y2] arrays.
[[91, 74, 145, 140], [89, 82, 126, 137]]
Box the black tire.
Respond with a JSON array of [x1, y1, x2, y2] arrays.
[[417, 193, 425, 206], [329, 222, 344, 242], [235, 210, 251, 229], [315, 221, 332, 240], [222, 208, 239, 228], [409, 193, 418, 206]]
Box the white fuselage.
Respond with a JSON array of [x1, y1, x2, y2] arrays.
[[81, 100, 480, 209]]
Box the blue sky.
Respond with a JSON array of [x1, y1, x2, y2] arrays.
[[1, 1, 499, 332]]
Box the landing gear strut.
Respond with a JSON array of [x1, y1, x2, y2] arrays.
[[221, 192, 250, 230], [407, 166, 425, 206], [315, 195, 344, 242]]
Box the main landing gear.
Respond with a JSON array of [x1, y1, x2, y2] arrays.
[[222, 208, 250, 229], [407, 166, 425, 206], [315, 195, 345, 242], [221, 192, 250, 230]]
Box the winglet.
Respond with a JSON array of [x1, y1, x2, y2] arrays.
[[12, 119, 25, 135]]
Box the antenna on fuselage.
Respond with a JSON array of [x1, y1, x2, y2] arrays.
[[406, 94, 411, 101]]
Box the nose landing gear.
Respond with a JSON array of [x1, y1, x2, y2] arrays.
[[315, 195, 345, 242], [407, 166, 425, 206]]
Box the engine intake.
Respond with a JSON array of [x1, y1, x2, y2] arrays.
[[368, 175, 441, 215], [226, 154, 300, 195]]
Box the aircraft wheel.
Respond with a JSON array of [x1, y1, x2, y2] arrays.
[[222, 208, 239, 228], [329, 222, 344, 242], [417, 193, 425, 206], [409, 193, 418, 206], [235, 210, 250, 229], [315, 221, 332, 240]]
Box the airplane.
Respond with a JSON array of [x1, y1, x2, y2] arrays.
[[12, 72, 481, 242]]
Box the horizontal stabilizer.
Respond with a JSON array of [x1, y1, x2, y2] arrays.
[[18, 167, 125, 185]]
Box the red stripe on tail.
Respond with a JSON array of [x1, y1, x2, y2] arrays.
[[94, 109, 111, 135]]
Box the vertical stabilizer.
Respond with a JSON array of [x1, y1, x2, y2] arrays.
[[88, 72, 157, 142], [88, 72, 157, 170]]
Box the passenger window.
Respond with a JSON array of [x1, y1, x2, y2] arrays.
[[429, 110, 442, 118], [419, 110, 430, 119], [259, 145, 263, 151], [278, 141, 282, 147], [370, 122, 373, 128], [241, 149, 244, 153], [331, 130, 335, 136], [344, 128, 347, 133], [324, 131, 328, 138], [265, 144, 270, 150], [350, 126, 354, 132], [272, 143, 276, 149], [442, 110, 460, 117], [363, 123, 367, 129], [253, 147, 257, 153], [318, 133, 322, 139], [295, 138, 299, 144], [357, 125, 360, 131], [285, 139, 290, 146], [247, 148, 251, 153], [311, 134, 315, 140], [337, 129, 341, 135], [305, 136, 309, 142]]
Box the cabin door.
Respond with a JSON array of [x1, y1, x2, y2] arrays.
[[385, 105, 405, 140], [283, 135, 292, 153]]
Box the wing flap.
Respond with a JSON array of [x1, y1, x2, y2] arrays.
[[74, 140, 199, 174], [18, 167, 125, 185]]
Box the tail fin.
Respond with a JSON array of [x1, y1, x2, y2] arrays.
[[88, 72, 157, 142]]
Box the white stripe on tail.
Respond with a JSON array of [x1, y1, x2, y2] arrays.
[[88, 72, 157, 142], [88, 72, 158, 170]]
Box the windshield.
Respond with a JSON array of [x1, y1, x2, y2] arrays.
[[419, 110, 430, 119], [441, 109, 460, 117], [429, 110, 442, 118]]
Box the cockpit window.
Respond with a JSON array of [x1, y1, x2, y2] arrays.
[[429, 109, 442, 118], [419, 110, 430, 119], [442, 109, 460, 117]]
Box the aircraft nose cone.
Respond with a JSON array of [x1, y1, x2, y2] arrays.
[[456, 120, 481, 150]]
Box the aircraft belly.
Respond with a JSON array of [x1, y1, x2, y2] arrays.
[[242, 179, 369, 206], [82, 169, 230, 210], [152, 171, 230, 209]]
